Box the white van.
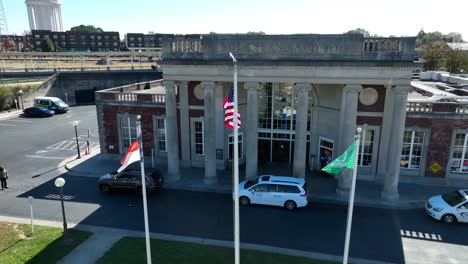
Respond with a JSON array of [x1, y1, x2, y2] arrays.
[[238, 175, 308, 210], [34, 97, 69, 113]]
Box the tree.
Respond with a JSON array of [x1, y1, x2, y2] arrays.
[[70, 25, 104, 33], [448, 32, 464, 43], [421, 41, 468, 73], [41, 37, 55, 52], [246, 31, 266, 35], [345, 28, 370, 37]]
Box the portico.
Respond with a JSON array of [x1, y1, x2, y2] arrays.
[[157, 34, 416, 199]]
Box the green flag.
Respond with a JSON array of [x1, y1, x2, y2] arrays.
[[321, 141, 357, 175]]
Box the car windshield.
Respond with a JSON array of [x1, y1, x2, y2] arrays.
[[245, 177, 259, 189], [54, 99, 67, 106], [442, 191, 467, 207]]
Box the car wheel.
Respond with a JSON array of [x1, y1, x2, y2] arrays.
[[100, 185, 110, 193], [240, 196, 250, 206], [442, 214, 457, 224], [285, 200, 297, 210]]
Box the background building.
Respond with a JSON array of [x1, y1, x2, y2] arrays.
[[26, 0, 63, 31], [31, 30, 120, 52]]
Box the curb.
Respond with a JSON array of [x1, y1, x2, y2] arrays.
[[0, 110, 21, 120], [0, 215, 395, 264]]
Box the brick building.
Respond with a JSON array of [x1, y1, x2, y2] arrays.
[[31, 30, 120, 52], [125, 33, 201, 51], [95, 33, 468, 200]]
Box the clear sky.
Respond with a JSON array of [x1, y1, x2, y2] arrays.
[[3, 0, 468, 40]]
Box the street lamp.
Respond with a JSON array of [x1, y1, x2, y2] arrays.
[[139, 50, 142, 69], [18, 89, 24, 110], [54, 177, 68, 240], [73, 121, 81, 159]]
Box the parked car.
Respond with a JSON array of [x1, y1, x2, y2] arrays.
[[98, 168, 163, 194], [238, 175, 308, 210], [23, 106, 55, 117], [425, 189, 468, 224]]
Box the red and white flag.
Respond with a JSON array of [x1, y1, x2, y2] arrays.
[[117, 141, 140, 172], [222, 85, 241, 129]]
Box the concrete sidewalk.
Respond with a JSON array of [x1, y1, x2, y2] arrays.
[[0, 215, 392, 264], [62, 147, 464, 209]]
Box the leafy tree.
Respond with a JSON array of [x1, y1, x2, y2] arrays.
[[447, 32, 464, 43], [40, 38, 54, 52], [345, 28, 370, 37], [70, 25, 104, 33], [246, 31, 266, 35], [421, 41, 468, 73]]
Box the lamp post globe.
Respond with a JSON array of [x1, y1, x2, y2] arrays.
[[54, 177, 65, 187]]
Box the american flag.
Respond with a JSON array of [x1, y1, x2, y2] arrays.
[[222, 85, 241, 129]]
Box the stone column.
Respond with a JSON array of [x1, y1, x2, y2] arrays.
[[164, 81, 180, 181], [57, 7, 63, 31], [178, 81, 190, 167], [377, 85, 395, 179], [336, 84, 362, 194], [215, 82, 225, 170], [381, 85, 411, 200], [244, 82, 261, 179], [202, 81, 217, 184], [293, 83, 312, 178]]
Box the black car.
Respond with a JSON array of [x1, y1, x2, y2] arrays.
[[98, 168, 163, 194], [23, 106, 55, 117]]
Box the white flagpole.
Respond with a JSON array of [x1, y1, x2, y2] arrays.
[[343, 127, 362, 264], [230, 52, 240, 264], [136, 115, 152, 264]]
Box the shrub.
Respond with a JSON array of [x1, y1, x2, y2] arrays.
[[0, 87, 13, 111]]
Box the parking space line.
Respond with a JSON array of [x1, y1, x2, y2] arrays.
[[5, 119, 32, 123], [25, 155, 67, 160], [55, 141, 68, 149], [63, 142, 75, 149]]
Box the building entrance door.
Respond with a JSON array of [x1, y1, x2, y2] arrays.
[[272, 140, 291, 163]]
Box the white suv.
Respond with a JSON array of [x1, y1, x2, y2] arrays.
[[238, 175, 308, 210]]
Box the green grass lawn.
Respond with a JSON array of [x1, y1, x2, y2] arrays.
[[0, 221, 92, 264], [98, 237, 337, 264]]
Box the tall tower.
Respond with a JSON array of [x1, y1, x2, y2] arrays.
[[0, 0, 9, 35], [25, 0, 63, 31]]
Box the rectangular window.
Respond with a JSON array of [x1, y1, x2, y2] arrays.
[[358, 129, 375, 167], [155, 118, 167, 152], [401, 130, 425, 169], [228, 133, 243, 160], [194, 121, 204, 155], [119, 115, 137, 152], [451, 133, 468, 173]]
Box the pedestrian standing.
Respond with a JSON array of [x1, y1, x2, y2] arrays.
[[0, 166, 8, 190]]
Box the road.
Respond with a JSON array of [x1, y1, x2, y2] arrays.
[[0, 106, 467, 264]]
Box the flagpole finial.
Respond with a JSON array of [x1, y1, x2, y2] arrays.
[[229, 52, 237, 62], [137, 115, 141, 120], [356, 127, 362, 134]]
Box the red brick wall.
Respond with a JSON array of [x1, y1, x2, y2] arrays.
[[406, 117, 468, 177], [189, 81, 203, 106], [357, 85, 386, 112], [357, 116, 383, 126], [102, 105, 165, 155]]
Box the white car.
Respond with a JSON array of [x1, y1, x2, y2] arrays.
[[238, 175, 308, 210], [425, 189, 468, 224]]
